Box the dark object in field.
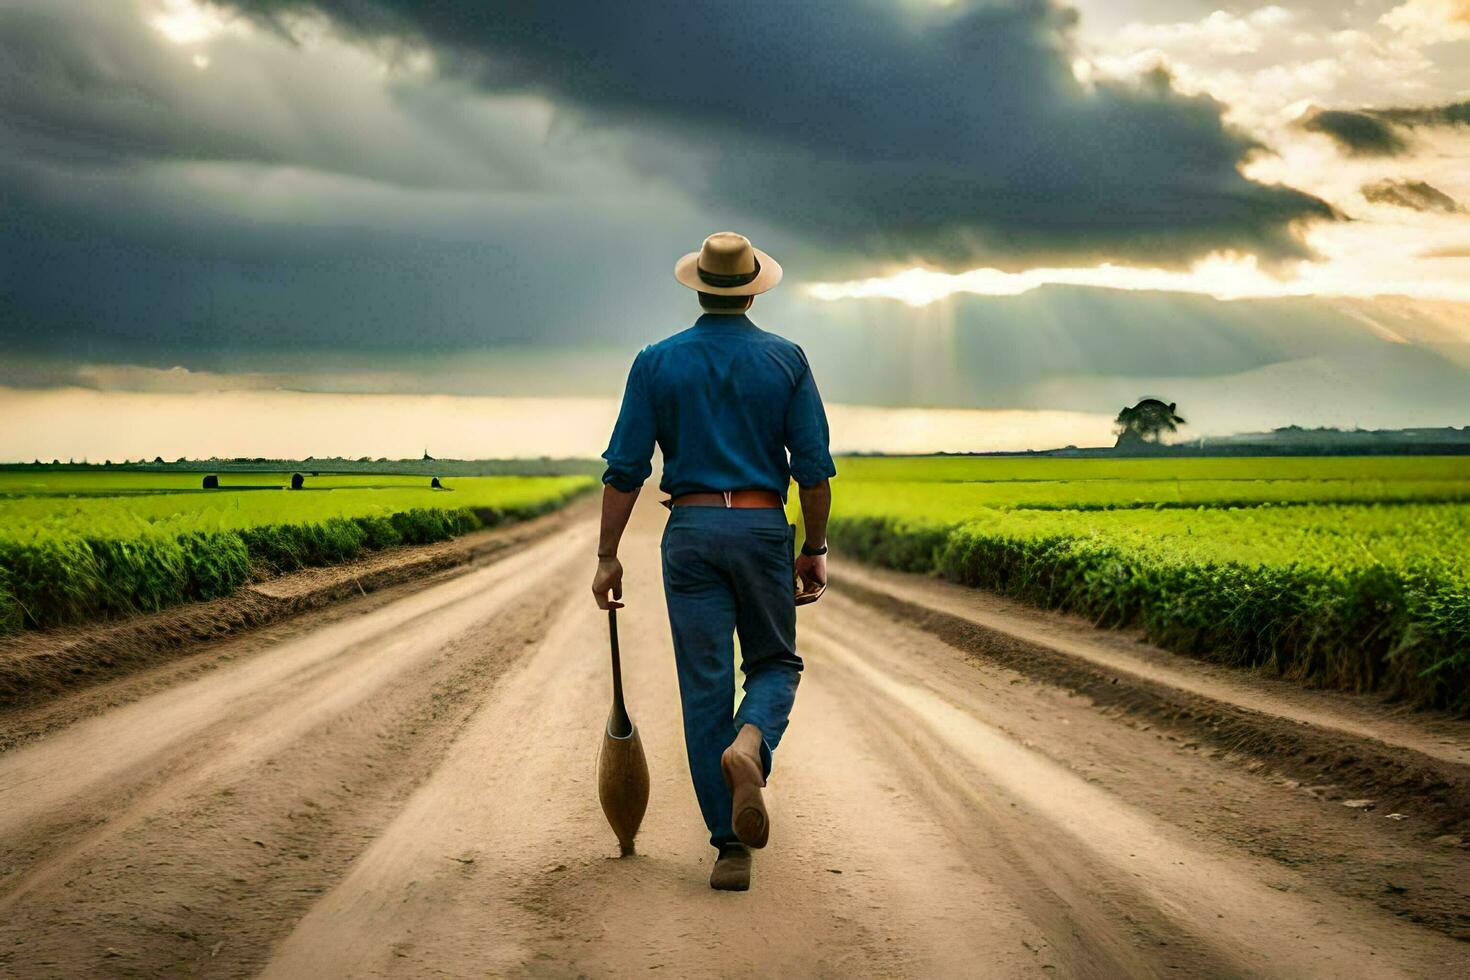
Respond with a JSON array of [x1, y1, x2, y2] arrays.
[[431, 476, 442, 489], [202, 474, 219, 489], [597, 609, 649, 857], [290, 473, 305, 490]]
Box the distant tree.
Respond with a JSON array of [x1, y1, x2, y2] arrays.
[[1114, 398, 1186, 447], [176, 456, 187, 463], [153, 455, 164, 464]]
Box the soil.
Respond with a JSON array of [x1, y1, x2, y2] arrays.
[[1, 496, 1467, 978]]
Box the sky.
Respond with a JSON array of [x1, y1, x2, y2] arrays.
[[1, 0, 1468, 459]]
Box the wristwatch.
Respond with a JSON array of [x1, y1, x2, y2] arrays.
[[800, 541, 828, 557]]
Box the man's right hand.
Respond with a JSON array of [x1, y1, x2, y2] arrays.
[[592, 556, 625, 609]]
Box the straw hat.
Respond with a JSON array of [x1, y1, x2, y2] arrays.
[[674, 232, 783, 296]]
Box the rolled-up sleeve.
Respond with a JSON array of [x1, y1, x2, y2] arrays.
[[785, 352, 837, 488], [601, 350, 657, 492]]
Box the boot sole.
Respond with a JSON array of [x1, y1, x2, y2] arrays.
[[721, 751, 769, 849], [709, 870, 750, 891]]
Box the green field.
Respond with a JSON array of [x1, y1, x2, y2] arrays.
[[822, 456, 1470, 710], [0, 471, 595, 633]]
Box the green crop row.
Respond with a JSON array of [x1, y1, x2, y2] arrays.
[[828, 503, 1470, 711], [834, 454, 1470, 485], [828, 476, 1470, 513], [0, 476, 595, 633], [0, 475, 596, 542]]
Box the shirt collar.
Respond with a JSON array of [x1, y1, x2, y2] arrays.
[[694, 312, 754, 329]]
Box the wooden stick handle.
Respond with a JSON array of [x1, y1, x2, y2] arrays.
[[607, 609, 632, 736], [608, 609, 624, 701]]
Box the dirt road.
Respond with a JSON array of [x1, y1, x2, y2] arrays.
[[2, 498, 1468, 978]]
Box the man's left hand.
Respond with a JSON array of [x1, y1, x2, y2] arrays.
[[794, 553, 827, 605]]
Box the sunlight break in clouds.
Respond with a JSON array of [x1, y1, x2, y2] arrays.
[[147, 0, 242, 45], [803, 256, 1470, 307]]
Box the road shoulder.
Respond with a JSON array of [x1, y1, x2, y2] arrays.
[[837, 560, 1470, 836]]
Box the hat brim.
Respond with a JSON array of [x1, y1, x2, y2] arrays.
[[674, 247, 783, 296]]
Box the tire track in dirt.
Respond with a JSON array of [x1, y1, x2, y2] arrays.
[[0, 522, 590, 978], [802, 608, 1456, 977], [258, 512, 1043, 979], [838, 573, 1470, 838]]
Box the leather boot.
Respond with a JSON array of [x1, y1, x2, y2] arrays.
[[709, 843, 752, 891], [721, 724, 769, 849]]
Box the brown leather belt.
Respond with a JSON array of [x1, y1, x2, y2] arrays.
[[666, 489, 783, 509]]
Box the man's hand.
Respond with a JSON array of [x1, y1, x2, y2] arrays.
[[795, 481, 830, 606], [592, 556, 625, 609], [794, 552, 827, 606], [594, 485, 638, 609]]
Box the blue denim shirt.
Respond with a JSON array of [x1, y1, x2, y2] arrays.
[[602, 314, 836, 500]]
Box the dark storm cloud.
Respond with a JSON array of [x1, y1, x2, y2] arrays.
[[1378, 100, 1470, 130], [0, 0, 1335, 371], [222, 0, 1333, 268], [1361, 179, 1461, 213], [0, 0, 711, 358], [1300, 100, 1470, 158], [1299, 108, 1409, 156], [0, 159, 703, 357], [0, 0, 568, 192]]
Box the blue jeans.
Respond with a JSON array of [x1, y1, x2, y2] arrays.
[[661, 505, 803, 847]]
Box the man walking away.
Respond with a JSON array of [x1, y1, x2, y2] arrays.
[[591, 231, 835, 892]]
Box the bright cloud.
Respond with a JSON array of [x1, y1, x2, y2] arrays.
[[1114, 6, 1294, 56], [1381, 0, 1470, 45], [1070, 0, 1470, 315], [147, 0, 244, 45], [1090, 7, 1434, 131]]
